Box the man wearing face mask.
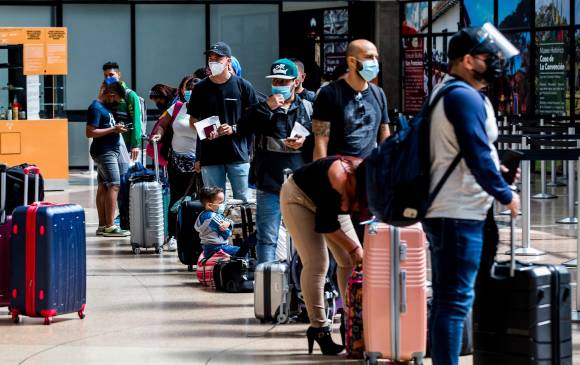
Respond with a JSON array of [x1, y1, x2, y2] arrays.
[[101, 62, 143, 162], [423, 25, 520, 365], [312, 39, 390, 240], [187, 42, 259, 202], [290, 58, 316, 103], [238, 58, 312, 264]]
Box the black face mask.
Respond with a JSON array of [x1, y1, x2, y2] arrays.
[[473, 55, 502, 84], [104, 101, 119, 110], [155, 102, 167, 111]]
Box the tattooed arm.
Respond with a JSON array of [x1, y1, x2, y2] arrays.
[[379, 123, 391, 144], [312, 119, 331, 161]]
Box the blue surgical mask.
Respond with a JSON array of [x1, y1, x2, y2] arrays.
[[356, 59, 380, 82], [217, 203, 226, 215], [271, 85, 293, 100], [184, 90, 192, 102]]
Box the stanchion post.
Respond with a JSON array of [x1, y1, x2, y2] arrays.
[[557, 127, 577, 224], [533, 119, 556, 199], [509, 136, 545, 256], [574, 155, 580, 322]]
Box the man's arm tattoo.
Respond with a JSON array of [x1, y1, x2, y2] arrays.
[[312, 120, 331, 137]]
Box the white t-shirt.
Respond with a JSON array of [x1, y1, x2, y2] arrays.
[[167, 103, 197, 155]]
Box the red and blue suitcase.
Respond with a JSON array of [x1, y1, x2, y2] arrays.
[[9, 167, 87, 325]]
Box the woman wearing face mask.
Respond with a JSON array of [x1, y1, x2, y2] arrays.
[[150, 77, 198, 251], [280, 155, 367, 356]]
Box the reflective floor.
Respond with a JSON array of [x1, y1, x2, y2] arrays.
[[1, 171, 580, 364]]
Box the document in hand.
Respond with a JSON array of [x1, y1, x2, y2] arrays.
[[195, 116, 221, 140], [290, 122, 310, 138]]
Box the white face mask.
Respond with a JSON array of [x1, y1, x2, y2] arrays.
[[209, 61, 226, 76]]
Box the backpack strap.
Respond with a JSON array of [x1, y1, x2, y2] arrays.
[[425, 80, 470, 206]]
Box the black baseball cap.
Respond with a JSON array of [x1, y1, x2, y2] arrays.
[[205, 42, 232, 58], [448, 27, 499, 60]]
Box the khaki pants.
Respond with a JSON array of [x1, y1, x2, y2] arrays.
[[280, 177, 360, 328]]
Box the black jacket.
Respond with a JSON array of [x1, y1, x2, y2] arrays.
[[240, 95, 312, 193]]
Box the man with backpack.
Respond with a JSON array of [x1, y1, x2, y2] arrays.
[[312, 39, 390, 239], [102, 61, 144, 161], [422, 26, 520, 365]]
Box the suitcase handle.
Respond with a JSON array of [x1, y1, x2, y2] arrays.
[[23, 165, 41, 206], [152, 140, 160, 183], [23, 166, 41, 175], [0, 164, 5, 223], [400, 270, 407, 314]]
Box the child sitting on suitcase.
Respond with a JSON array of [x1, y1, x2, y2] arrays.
[[194, 187, 249, 258]]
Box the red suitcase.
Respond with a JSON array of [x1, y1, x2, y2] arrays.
[[10, 166, 87, 325], [0, 164, 11, 308]]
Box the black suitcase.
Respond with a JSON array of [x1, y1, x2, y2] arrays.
[[213, 257, 254, 293], [176, 200, 204, 271], [473, 218, 572, 365]]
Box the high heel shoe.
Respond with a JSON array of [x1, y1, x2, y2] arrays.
[[306, 326, 345, 355], [340, 314, 346, 346]]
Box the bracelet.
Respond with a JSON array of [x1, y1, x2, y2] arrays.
[[348, 246, 361, 255]]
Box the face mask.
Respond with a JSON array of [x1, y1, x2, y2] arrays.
[[355, 59, 380, 82], [184, 90, 192, 102], [217, 203, 226, 215], [155, 102, 167, 111], [209, 61, 226, 76], [473, 55, 502, 84], [271, 85, 293, 100]]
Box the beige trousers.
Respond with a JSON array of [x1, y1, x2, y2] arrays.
[[280, 176, 360, 328]]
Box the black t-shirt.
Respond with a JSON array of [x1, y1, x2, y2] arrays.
[[87, 100, 120, 158], [313, 79, 389, 158], [187, 75, 258, 166], [292, 157, 344, 234]]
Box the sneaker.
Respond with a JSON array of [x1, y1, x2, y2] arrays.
[[103, 225, 130, 237], [96, 226, 106, 236], [167, 237, 177, 252]]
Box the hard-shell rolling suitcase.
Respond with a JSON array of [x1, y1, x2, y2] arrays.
[[0, 164, 11, 308], [196, 250, 230, 287], [363, 222, 428, 365], [10, 166, 86, 325], [176, 199, 204, 271], [473, 218, 572, 365], [130, 140, 164, 254], [254, 169, 294, 324]]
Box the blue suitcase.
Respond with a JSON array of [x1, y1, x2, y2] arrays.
[[9, 184, 86, 325]]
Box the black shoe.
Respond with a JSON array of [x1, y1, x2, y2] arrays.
[[306, 326, 345, 355]]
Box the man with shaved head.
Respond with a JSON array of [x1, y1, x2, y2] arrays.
[[312, 39, 390, 161], [311, 39, 390, 240]]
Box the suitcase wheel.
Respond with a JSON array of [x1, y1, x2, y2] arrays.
[[155, 247, 163, 255], [133, 247, 141, 255], [187, 265, 194, 272], [78, 310, 86, 320], [11, 312, 20, 324], [276, 313, 288, 324], [44, 317, 51, 325]]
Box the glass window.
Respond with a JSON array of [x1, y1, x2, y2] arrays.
[[403, 2, 429, 35], [431, 35, 452, 88], [431, 1, 460, 33], [210, 4, 279, 95], [496, 32, 531, 115], [462, 0, 493, 27], [575, 30, 580, 115], [64, 4, 131, 110], [402, 37, 427, 113], [535, 0, 570, 27], [499, 0, 531, 29], [576, 1, 580, 25], [136, 4, 205, 109], [0, 6, 52, 113], [535, 30, 569, 116]]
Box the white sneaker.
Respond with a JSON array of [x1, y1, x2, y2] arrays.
[[95, 226, 106, 236], [167, 237, 177, 252]]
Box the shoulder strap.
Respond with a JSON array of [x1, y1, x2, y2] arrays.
[[425, 80, 469, 206], [368, 83, 385, 112], [171, 101, 184, 122]]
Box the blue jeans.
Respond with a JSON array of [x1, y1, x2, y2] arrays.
[[203, 243, 240, 258], [422, 218, 485, 365], [201, 162, 250, 201], [255, 189, 281, 264]]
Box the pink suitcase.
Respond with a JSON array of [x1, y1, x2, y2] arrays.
[[363, 222, 428, 365], [0, 165, 11, 308], [196, 250, 230, 287]]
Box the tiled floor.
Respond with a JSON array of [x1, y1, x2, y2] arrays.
[[0, 171, 579, 364]]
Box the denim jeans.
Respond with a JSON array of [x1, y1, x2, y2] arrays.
[[422, 218, 485, 365], [201, 162, 250, 201], [255, 189, 281, 264]]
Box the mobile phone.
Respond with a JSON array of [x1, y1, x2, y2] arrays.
[[285, 137, 297, 143], [500, 149, 524, 185], [123, 122, 133, 130]]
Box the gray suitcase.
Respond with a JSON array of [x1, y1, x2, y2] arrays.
[[254, 169, 293, 324], [129, 140, 164, 255]]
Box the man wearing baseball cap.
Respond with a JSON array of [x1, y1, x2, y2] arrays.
[[421, 24, 520, 365], [237, 58, 313, 264], [187, 41, 258, 201]]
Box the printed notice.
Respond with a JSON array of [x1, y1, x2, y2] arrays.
[[45, 29, 67, 75], [537, 42, 566, 115], [0, 28, 24, 45], [23, 29, 45, 75]]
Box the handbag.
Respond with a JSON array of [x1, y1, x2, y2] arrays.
[[146, 101, 184, 166]]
